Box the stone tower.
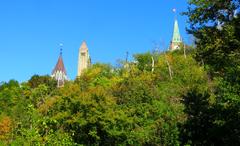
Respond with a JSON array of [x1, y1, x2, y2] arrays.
[[52, 49, 68, 87], [77, 41, 91, 77], [169, 18, 182, 51]]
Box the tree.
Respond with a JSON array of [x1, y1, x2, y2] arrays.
[[182, 0, 240, 145], [184, 0, 240, 80], [134, 52, 154, 72], [0, 80, 21, 115], [0, 116, 12, 141], [27, 75, 57, 89], [180, 89, 214, 145], [0, 51, 214, 145]]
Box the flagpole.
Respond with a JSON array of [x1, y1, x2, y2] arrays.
[[173, 8, 177, 20]]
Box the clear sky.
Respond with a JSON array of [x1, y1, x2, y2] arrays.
[[0, 0, 189, 82]]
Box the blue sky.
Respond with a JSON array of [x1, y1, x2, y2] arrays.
[[0, 0, 189, 82]]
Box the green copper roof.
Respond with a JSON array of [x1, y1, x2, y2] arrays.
[[172, 19, 182, 43]]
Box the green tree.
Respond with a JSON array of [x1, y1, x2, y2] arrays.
[[0, 80, 21, 115], [180, 89, 214, 145], [28, 75, 57, 90], [183, 0, 240, 145], [184, 0, 240, 81], [134, 52, 154, 72]]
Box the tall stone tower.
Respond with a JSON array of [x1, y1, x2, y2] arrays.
[[77, 41, 91, 77], [52, 48, 68, 87], [169, 18, 182, 51]]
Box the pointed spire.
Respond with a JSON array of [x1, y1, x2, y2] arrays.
[[52, 45, 68, 87], [77, 41, 91, 77], [52, 55, 67, 75], [169, 10, 182, 51], [172, 19, 182, 43]]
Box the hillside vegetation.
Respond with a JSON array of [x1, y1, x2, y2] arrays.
[[0, 50, 207, 145], [0, 0, 240, 145]]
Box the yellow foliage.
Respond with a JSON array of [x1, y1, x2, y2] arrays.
[[165, 54, 174, 63], [38, 96, 60, 115], [0, 116, 12, 141]]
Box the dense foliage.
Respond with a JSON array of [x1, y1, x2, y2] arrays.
[[0, 49, 209, 145], [0, 1, 239, 145], [181, 0, 240, 145]]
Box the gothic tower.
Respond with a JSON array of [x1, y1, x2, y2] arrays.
[[51, 48, 68, 87], [77, 41, 91, 77], [169, 18, 182, 51]]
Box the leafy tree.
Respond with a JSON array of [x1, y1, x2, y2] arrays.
[[182, 0, 240, 145], [30, 84, 50, 107], [0, 80, 21, 115], [180, 88, 214, 145], [0, 116, 12, 141], [28, 75, 57, 90], [0, 51, 213, 145], [184, 0, 240, 80], [134, 52, 154, 72], [0, 80, 19, 91]]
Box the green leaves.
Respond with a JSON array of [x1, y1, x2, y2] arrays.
[[183, 1, 240, 145], [0, 51, 213, 145], [185, 0, 239, 29]]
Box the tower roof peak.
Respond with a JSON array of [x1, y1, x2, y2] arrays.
[[169, 16, 182, 51], [52, 54, 67, 75], [79, 40, 88, 52], [51, 45, 68, 87], [172, 18, 182, 43]]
